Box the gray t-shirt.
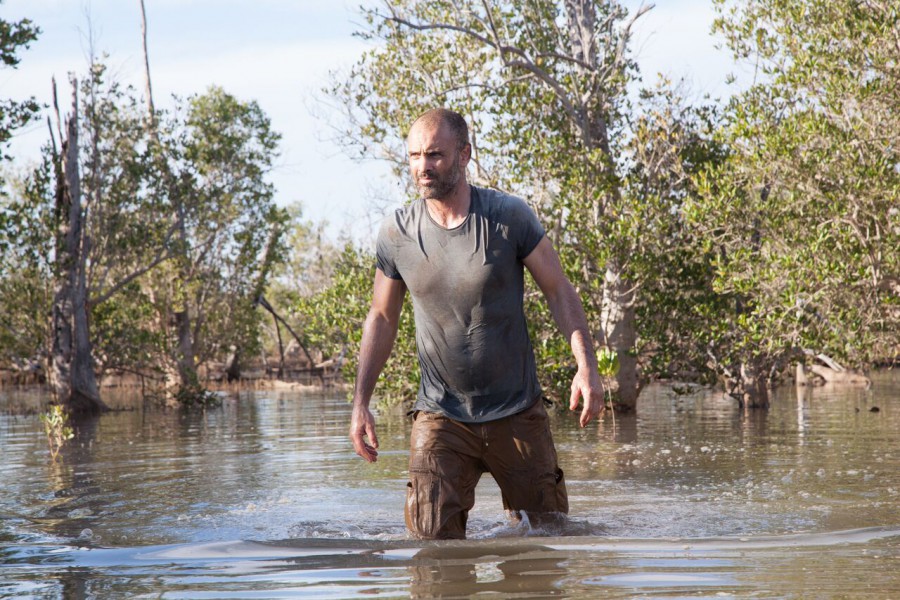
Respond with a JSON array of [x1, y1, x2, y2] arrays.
[[375, 186, 545, 422]]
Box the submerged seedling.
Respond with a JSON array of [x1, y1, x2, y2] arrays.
[[40, 404, 74, 461], [596, 347, 619, 428]]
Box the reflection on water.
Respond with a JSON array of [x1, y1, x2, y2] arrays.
[[1, 372, 899, 598]]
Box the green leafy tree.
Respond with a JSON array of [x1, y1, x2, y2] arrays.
[[1, 66, 174, 411], [684, 0, 900, 405], [0, 6, 40, 162], [625, 83, 734, 380], [0, 6, 43, 370], [2, 63, 287, 406], [147, 87, 288, 391], [77, 65, 177, 385], [292, 243, 418, 405], [0, 166, 54, 367], [263, 203, 339, 372]]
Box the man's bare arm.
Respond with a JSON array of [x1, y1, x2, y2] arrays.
[[350, 269, 407, 462], [523, 236, 605, 427]]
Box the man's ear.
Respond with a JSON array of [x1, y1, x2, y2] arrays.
[[460, 143, 472, 168]]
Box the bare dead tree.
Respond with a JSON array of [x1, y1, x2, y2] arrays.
[[48, 76, 109, 414]]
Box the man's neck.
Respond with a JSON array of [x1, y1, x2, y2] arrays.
[[425, 183, 471, 229]]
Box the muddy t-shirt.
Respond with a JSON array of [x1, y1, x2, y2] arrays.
[[376, 186, 545, 422]]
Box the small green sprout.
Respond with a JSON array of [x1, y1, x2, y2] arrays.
[[596, 347, 620, 378], [40, 404, 74, 461], [596, 347, 619, 428]]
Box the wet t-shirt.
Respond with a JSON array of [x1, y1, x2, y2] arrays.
[[375, 186, 545, 422]]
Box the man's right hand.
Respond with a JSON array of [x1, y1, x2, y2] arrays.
[[350, 403, 379, 462]]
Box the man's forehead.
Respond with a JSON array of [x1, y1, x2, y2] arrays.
[[407, 121, 453, 147]]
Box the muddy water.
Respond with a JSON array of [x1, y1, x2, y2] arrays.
[[1, 372, 898, 598]]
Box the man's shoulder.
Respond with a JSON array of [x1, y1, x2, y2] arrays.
[[378, 199, 425, 235], [473, 185, 523, 204], [472, 186, 539, 226], [386, 198, 426, 220], [472, 185, 533, 216]]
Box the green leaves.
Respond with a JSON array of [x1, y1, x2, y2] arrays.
[[0, 9, 40, 162], [1, 57, 288, 391], [290, 243, 419, 406], [39, 404, 74, 461], [693, 0, 900, 377], [596, 347, 620, 377]]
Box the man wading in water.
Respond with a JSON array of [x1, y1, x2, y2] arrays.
[[349, 108, 605, 540]]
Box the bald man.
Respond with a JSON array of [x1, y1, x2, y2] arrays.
[[350, 108, 604, 539]]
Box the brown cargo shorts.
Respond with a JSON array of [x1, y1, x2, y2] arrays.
[[404, 398, 568, 540]]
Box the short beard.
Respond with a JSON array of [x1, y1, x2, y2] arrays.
[[417, 153, 460, 200]]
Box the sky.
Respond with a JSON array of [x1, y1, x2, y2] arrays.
[[1, 0, 747, 243]]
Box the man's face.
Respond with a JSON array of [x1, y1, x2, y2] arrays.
[[407, 121, 466, 200]]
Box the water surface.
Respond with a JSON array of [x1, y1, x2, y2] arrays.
[[2, 372, 899, 598]]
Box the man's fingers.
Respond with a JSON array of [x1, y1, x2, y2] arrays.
[[366, 423, 379, 450], [350, 431, 365, 456], [579, 404, 592, 428], [579, 391, 605, 428], [351, 432, 378, 462], [362, 444, 378, 462], [570, 367, 607, 427], [569, 383, 581, 411], [349, 408, 379, 462]]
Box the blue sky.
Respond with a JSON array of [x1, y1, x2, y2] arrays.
[[2, 0, 746, 242]]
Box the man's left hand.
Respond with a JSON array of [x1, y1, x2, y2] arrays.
[[569, 368, 606, 427]]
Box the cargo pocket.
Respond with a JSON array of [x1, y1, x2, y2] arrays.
[[405, 471, 441, 539], [532, 467, 569, 513], [554, 467, 569, 514]]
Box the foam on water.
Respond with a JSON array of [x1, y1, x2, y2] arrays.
[[134, 525, 900, 561]]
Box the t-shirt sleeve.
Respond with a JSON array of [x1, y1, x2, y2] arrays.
[[510, 196, 546, 259], [375, 214, 404, 280]]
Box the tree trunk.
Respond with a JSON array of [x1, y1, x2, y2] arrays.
[[256, 295, 316, 368], [138, 0, 155, 119], [739, 362, 769, 409], [222, 224, 282, 384], [49, 79, 107, 414], [599, 263, 640, 411], [225, 346, 241, 382], [273, 313, 285, 377], [736, 190, 768, 410], [173, 304, 198, 389], [138, 0, 198, 399], [560, 1, 642, 410]]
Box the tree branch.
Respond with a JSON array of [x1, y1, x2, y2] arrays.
[[378, 6, 585, 132], [138, 0, 156, 122], [89, 218, 180, 306]]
